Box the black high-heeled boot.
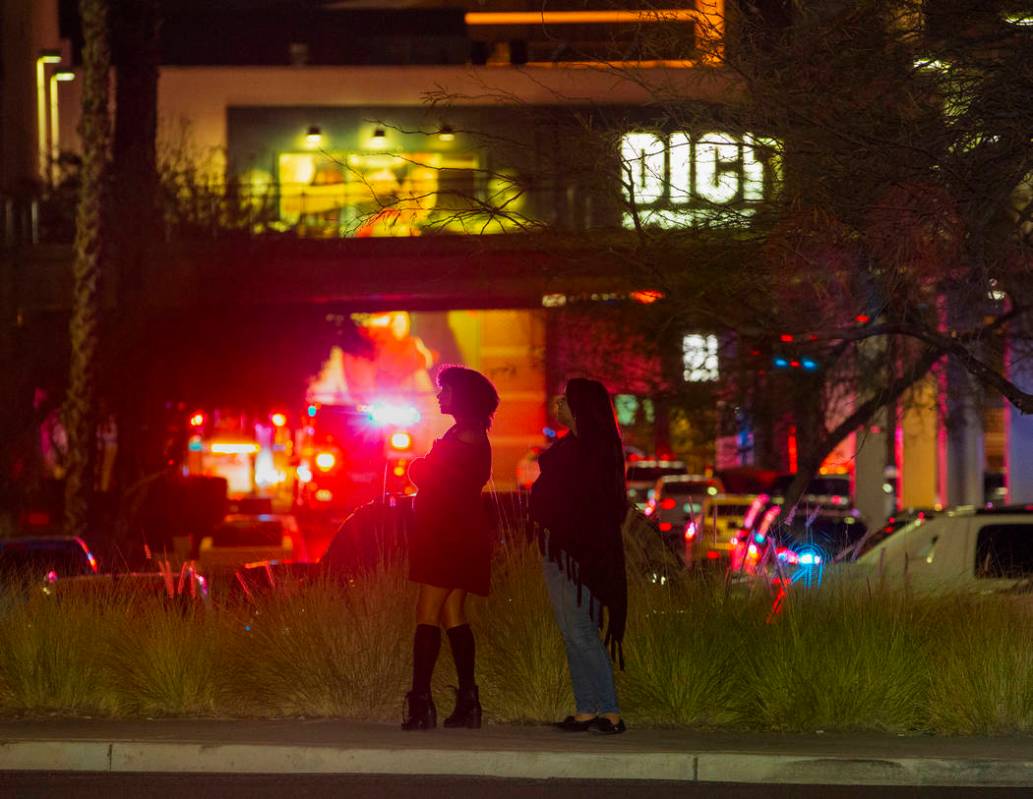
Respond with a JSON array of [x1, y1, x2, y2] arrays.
[[401, 690, 437, 730], [443, 685, 482, 729]]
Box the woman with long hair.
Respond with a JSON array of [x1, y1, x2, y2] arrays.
[[402, 366, 499, 731], [530, 377, 628, 735]]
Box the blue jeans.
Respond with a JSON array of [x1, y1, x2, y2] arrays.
[[543, 555, 620, 716]]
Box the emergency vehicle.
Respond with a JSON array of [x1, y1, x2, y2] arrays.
[[182, 400, 424, 516], [294, 400, 419, 513]]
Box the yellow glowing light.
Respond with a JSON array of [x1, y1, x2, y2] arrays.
[[366, 127, 388, 150], [36, 50, 63, 182], [209, 442, 260, 455], [438, 125, 455, 142], [189, 412, 206, 427], [315, 489, 334, 502], [315, 451, 337, 471], [271, 412, 288, 428], [466, 9, 702, 25], [48, 70, 75, 185], [393, 465, 406, 477], [390, 432, 413, 451], [305, 125, 324, 149]]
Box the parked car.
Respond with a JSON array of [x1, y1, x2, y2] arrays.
[[831, 506, 1033, 593], [0, 536, 98, 582], [198, 513, 305, 572], [52, 568, 209, 603], [625, 459, 687, 510], [686, 494, 758, 565], [645, 475, 724, 538], [770, 473, 854, 515]]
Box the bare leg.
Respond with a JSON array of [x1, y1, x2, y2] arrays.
[[439, 589, 468, 629], [415, 583, 452, 626]]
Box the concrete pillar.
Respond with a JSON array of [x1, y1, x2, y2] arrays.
[[899, 377, 939, 509], [855, 409, 892, 529], [1007, 319, 1033, 504], [944, 363, 984, 506]]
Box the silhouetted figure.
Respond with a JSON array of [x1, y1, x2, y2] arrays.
[[531, 378, 628, 735], [402, 366, 499, 730]]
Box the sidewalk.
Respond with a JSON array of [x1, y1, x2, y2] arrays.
[[1, 718, 1032, 787]]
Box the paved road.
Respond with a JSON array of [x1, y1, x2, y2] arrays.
[[3, 774, 1033, 799]]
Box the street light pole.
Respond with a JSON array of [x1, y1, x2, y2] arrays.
[[35, 50, 63, 183]]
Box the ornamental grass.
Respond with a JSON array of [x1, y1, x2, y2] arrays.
[[1, 522, 1033, 733]]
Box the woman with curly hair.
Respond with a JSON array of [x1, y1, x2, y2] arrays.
[[402, 366, 499, 731]]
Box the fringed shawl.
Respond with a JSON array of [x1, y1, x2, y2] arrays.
[[530, 434, 628, 668]]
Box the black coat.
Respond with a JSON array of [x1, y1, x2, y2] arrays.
[[530, 434, 627, 659], [407, 426, 493, 596]]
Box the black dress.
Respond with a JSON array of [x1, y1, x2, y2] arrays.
[[407, 426, 493, 596]]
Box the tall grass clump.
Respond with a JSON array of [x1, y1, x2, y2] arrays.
[[221, 565, 413, 718], [925, 595, 1033, 734], [475, 541, 571, 723], [103, 591, 224, 716], [739, 585, 931, 732], [0, 579, 128, 716], [619, 572, 762, 727]]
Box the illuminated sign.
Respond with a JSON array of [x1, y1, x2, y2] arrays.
[[621, 131, 776, 228], [683, 333, 719, 382]]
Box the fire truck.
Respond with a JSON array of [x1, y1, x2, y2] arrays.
[[182, 399, 424, 516], [294, 399, 420, 514]]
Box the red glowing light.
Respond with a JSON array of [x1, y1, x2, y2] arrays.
[[779, 334, 794, 342], [630, 289, 664, 304], [660, 497, 677, 510], [789, 360, 800, 368], [855, 314, 871, 324], [659, 522, 673, 532], [706, 550, 720, 560]]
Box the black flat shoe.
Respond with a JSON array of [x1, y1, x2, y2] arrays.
[[553, 715, 596, 732], [591, 718, 627, 735]]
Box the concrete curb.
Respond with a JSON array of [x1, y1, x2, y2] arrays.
[[2, 740, 1033, 786]]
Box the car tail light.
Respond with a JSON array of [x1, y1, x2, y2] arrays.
[[315, 452, 336, 471], [659, 522, 673, 532], [660, 497, 676, 510]]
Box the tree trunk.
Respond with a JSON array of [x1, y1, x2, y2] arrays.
[[108, 0, 161, 544], [64, 0, 111, 536]]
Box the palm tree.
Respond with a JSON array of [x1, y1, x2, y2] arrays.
[[64, 0, 111, 536]]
